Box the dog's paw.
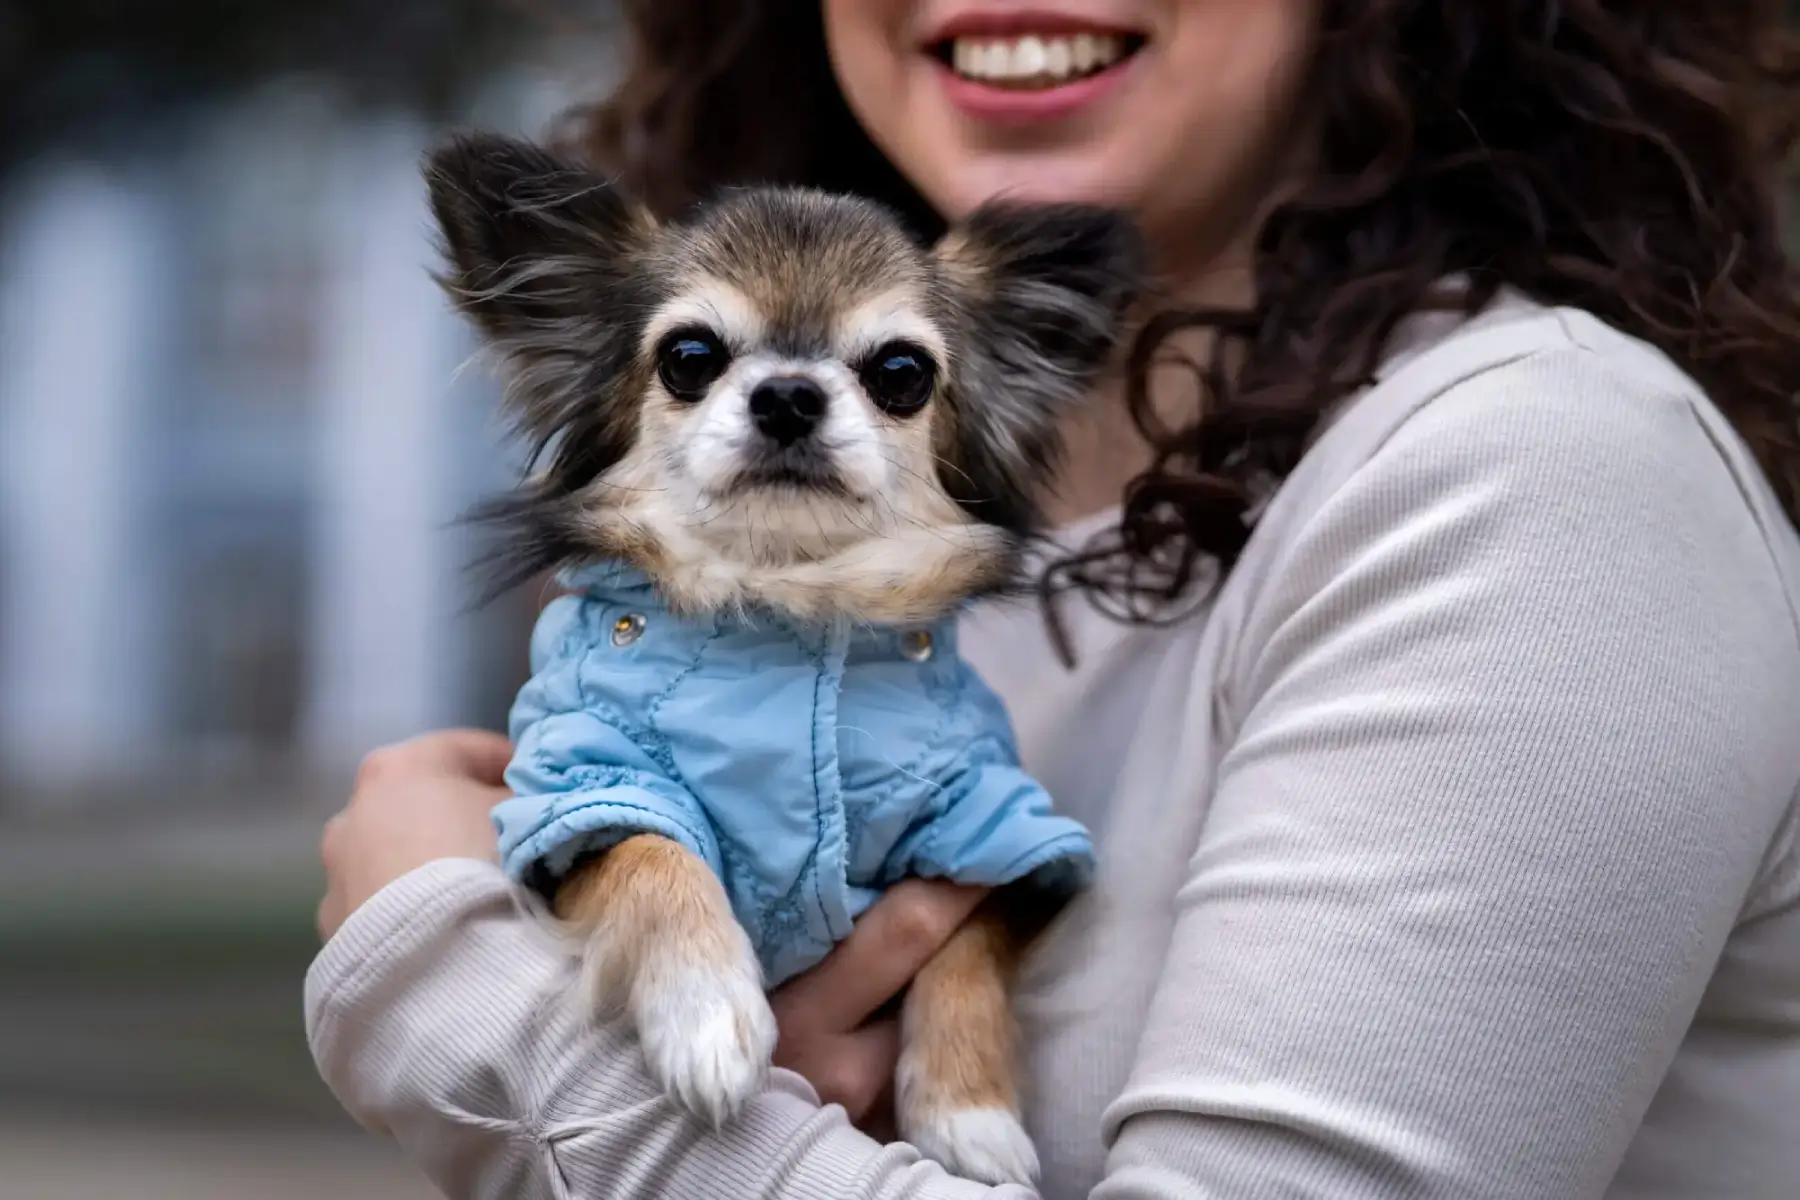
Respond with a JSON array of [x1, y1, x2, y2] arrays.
[[902, 1105, 1041, 1186], [563, 836, 777, 1129], [631, 928, 777, 1128]]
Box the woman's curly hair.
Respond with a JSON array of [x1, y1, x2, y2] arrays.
[[559, 0, 1800, 621]]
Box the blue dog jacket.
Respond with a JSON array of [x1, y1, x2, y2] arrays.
[[493, 561, 1095, 987]]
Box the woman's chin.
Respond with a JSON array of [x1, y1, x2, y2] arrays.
[[933, 159, 1141, 220]]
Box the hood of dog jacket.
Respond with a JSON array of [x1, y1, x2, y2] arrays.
[[492, 560, 1096, 988]]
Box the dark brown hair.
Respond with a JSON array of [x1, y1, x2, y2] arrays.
[[559, 0, 1800, 620]]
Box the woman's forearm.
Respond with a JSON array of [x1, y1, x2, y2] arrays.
[[304, 859, 1024, 1200]]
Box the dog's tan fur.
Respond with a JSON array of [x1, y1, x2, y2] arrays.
[[590, 507, 1018, 625], [552, 834, 742, 1007], [900, 901, 1022, 1114]]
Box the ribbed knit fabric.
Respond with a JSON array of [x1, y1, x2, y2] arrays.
[[305, 293, 1800, 1199]]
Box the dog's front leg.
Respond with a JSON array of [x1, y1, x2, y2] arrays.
[[554, 833, 777, 1127], [895, 885, 1045, 1186]]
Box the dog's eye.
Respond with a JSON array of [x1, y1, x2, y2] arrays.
[[656, 327, 729, 401], [860, 342, 936, 417]]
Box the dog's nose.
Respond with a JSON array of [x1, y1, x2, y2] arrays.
[[748, 376, 827, 447]]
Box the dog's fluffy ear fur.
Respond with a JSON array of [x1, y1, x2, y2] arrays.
[[425, 132, 651, 334], [424, 133, 655, 438], [425, 133, 659, 598], [932, 204, 1147, 531]]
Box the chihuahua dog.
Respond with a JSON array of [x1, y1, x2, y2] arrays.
[[425, 132, 1142, 1185]]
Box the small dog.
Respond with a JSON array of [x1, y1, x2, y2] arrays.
[[425, 132, 1142, 1185]]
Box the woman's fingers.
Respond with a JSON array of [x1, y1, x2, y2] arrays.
[[776, 1018, 900, 1124], [359, 728, 515, 787], [315, 884, 345, 944], [769, 885, 990, 1130], [317, 730, 514, 942], [771, 878, 990, 1036]]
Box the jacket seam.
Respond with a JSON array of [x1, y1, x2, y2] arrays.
[[638, 624, 721, 796], [806, 638, 835, 942]]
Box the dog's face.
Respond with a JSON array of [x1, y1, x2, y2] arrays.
[[427, 134, 1143, 623]]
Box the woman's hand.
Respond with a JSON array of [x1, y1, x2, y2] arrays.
[[769, 879, 990, 1134], [316, 729, 512, 941]]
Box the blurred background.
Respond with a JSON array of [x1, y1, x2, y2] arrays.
[[0, 3, 620, 1195]]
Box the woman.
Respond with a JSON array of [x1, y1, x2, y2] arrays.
[[307, 2, 1800, 1197]]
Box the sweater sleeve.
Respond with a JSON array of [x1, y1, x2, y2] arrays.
[[304, 858, 1031, 1200], [1095, 346, 1800, 1197]]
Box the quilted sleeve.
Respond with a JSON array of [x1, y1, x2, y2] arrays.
[[494, 597, 718, 888], [495, 705, 720, 887], [893, 670, 1096, 897]]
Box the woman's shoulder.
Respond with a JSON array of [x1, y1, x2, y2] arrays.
[[1371, 291, 1772, 487], [1212, 290, 1800, 747], [1338, 289, 1745, 476], [1267, 291, 1800, 622]]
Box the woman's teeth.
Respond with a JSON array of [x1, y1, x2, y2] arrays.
[[949, 33, 1130, 88]]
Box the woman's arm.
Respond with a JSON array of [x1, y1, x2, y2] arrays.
[[307, 859, 1026, 1199], [1095, 346, 1800, 1197], [305, 740, 1017, 1200]]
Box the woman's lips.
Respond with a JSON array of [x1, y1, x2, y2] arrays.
[[924, 8, 1143, 40]]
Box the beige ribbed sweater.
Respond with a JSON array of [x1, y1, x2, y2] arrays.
[[305, 293, 1800, 1199]]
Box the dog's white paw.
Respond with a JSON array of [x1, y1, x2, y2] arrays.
[[631, 931, 777, 1128], [904, 1106, 1041, 1186]]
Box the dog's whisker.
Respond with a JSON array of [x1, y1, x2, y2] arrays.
[[875, 448, 1008, 511]]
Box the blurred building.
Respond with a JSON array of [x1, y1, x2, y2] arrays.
[[0, 15, 624, 1171], [0, 13, 629, 1185], [0, 69, 591, 802]]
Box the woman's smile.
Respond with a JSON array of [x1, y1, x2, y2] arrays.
[[921, 11, 1148, 124]]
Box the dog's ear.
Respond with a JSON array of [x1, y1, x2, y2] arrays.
[[427, 134, 658, 598], [424, 131, 654, 342], [931, 204, 1146, 530], [935, 202, 1145, 391], [425, 132, 654, 475]]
